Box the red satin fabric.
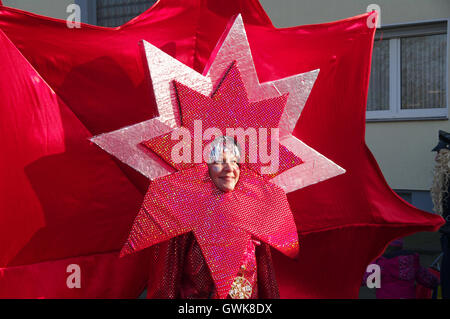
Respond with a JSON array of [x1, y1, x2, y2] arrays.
[[0, 0, 444, 298], [0, 25, 150, 297], [0, 251, 150, 298]]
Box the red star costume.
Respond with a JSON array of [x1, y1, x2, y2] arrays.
[[122, 163, 299, 298], [120, 59, 304, 298], [0, 0, 444, 298], [110, 15, 339, 298]]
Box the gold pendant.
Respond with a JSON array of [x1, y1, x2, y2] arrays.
[[229, 276, 252, 299]]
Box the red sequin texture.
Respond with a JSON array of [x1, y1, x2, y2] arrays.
[[229, 238, 261, 299], [121, 163, 299, 298], [143, 62, 303, 178], [145, 232, 279, 299]]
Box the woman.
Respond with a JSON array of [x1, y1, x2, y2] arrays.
[[145, 136, 280, 299]]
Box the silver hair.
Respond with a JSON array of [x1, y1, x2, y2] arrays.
[[208, 136, 241, 163]]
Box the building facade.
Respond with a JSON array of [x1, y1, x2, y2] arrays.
[[260, 0, 450, 214], [2, 0, 450, 214]]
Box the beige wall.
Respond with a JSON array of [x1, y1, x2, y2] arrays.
[[365, 121, 450, 190], [259, 0, 450, 28], [2, 0, 74, 19], [260, 0, 450, 191]]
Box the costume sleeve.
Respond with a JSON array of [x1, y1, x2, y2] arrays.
[[255, 243, 280, 298], [146, 234, 190, 298], [179, 233, 217, 298]]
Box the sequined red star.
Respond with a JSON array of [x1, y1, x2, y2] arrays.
[[143, 61, 302, 177], [120, 163, 299, 299], [122, 61, 302, 299], [90, 15, 345, 193]]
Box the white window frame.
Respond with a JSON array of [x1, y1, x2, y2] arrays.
[[367, 19, 449, 122]]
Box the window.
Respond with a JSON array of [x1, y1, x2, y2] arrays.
[[76, 0, 157, 27], [367, 21, 448, 121], [96, 0, 156, 27]]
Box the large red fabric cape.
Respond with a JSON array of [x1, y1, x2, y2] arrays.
[[0, 0, 444, 298]]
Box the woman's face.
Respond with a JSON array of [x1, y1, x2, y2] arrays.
[[208, 151, 240, 192]]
